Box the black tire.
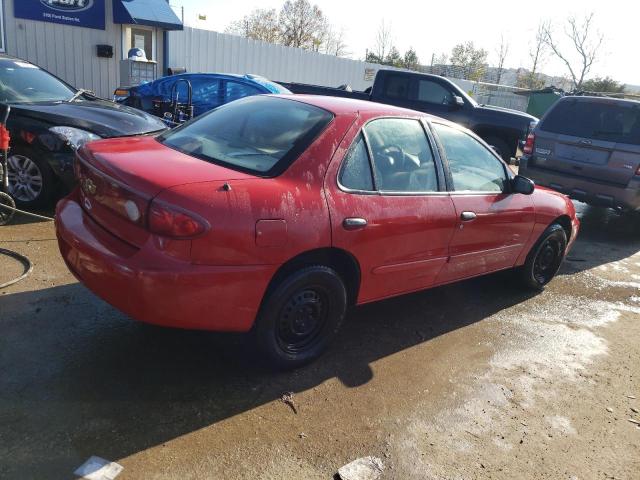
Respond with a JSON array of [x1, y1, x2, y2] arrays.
[[484, 136, 512, 163], [254, 265, 347, 369], [518, 223, 567, 290], [6, 145, 55, 209]]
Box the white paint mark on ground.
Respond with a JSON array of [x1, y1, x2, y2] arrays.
[[74, 456, 123, 480]]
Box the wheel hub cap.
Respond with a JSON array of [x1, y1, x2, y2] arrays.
[[7, 154, 43, 202]]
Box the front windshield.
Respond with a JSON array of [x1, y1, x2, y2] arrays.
[[159, 96, 333, 176], [0, 59, 76, 103]]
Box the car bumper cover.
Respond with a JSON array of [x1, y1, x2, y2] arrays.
[[55, 194, 276, 332]]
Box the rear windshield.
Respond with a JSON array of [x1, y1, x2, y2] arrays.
[[159, 96, 333, 176], [541, 98, 640, 145]]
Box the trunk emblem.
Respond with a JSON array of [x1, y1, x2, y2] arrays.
[[81, 177, 97, 196]]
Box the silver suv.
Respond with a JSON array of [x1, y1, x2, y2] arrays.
[[519, 96, 640, 212]]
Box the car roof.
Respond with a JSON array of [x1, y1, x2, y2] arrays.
[[0, 54, 32, 64], [273, 94, 454, 124], [559, 95, 640, 107], [152, 72, 288, 93]]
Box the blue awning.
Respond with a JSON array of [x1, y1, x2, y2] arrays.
[[114, 0, 183, 31]]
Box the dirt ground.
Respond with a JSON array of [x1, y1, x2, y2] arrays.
[[1, 202, 639, 480]]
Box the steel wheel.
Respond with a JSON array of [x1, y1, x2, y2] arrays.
[[255, 265, 347, 369], [7, 154, 44, 202], [276, 287, 330, 355], [533, 237, 563, 284], [518, 223, 567, 290]]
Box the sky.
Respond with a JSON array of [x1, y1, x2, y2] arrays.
[[172, 0, 640, 86]]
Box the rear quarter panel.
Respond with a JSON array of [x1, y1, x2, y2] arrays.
[[155, 112, 357, 266]]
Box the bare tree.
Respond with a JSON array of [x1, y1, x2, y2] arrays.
[[516, 22, 549, 90], [320, 24, 349, 57], [279, 0, 326, 50], [226, 0, 348, 55], [225, 8, 281, 44], [494, 34, 509, 85], [529, 22, 547, 81], [373, 20, 393, 62], [543, 12, 604, 90]]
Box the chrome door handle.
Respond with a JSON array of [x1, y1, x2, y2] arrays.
[[460, 211, 477, 221], [343, 217, 368, 230]]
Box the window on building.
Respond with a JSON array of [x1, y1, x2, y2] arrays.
[[124, 26, 156, 61]]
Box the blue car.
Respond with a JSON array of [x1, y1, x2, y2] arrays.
[[114, 73, 291, 124]]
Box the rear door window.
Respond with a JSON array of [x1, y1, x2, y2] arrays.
[[339, 134, 374, 191], [225, 81, 262, 103], [383, 75, 411, 100], [364, 118, 439, 193], [541, 99, 640, 145]]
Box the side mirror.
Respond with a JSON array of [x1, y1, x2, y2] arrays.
[[450, 95, 465, 109], [511, 175, 535, 195]]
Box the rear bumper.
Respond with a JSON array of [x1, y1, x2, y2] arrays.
[[520, 160, 640, 211], [55, 193, 276, 332]]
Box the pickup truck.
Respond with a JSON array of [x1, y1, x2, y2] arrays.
[[280, 69, 538, 161]]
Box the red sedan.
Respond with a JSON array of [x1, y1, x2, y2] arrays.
[[56, 95, 579, 367]]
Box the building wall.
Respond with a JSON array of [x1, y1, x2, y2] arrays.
[[2, 0, 164, 99]]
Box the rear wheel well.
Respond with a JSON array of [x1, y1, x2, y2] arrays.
[[553, 215, 572, 242], [265, 248, 361, 306]]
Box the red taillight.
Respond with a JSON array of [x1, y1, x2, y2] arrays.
[[523, 133, 535, 155], [148, 201, 208, 238]]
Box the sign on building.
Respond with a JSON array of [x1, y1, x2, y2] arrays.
[[14, 0, 106, 30], [364, 68, 376, 82]]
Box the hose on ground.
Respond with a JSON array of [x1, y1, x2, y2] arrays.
[[0, 195, 53, 289], [0, 247, 33, 289], [0, 200, 55, 222]]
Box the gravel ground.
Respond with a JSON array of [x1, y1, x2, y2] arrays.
[[0, 202, 639, 479]]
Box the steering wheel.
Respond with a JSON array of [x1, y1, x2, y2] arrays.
[[381, 145, 405, 167]]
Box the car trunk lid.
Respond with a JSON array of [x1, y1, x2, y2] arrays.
[[76, 136, 253, 247]]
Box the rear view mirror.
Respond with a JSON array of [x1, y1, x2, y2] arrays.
[[511, 175, 535, 195]]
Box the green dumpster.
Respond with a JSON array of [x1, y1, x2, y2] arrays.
[[525, 88, 564, 118]]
